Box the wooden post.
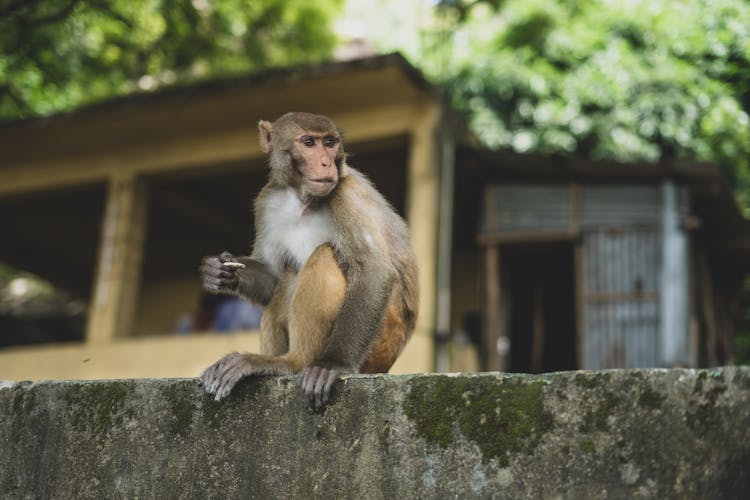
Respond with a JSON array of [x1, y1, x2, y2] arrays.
[[435, 124, 455, 373], [571, 183, 585, 370], [531, 276, 545, 373], [86, 173, 148, 342], [406, 103, 441, 372], [698, 250, 719, 367], [484, 245, 504, 371], [574, 242, 586, 369]]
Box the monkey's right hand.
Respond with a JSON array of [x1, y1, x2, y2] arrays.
[[200, 251, 243, 294]]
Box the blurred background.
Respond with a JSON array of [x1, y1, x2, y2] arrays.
[[1, 0, 749, 380]]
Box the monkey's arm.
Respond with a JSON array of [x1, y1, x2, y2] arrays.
[[301, 262, 396, 411], [200, 251, 278, 306]]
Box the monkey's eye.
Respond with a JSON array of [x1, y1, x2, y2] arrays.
[[323, 136, 340, 148], [300, 136, 316, 147]]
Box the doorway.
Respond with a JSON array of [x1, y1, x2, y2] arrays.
[[501, 242, 577, 373]]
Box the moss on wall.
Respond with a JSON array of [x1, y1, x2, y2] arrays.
[[404, 375, 553, 465]]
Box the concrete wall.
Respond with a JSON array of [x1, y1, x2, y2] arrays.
[[1, 368, 748, 499]]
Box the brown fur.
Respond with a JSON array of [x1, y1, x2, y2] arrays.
[[199, 112, 418, 409], [360, 288, 410, 373], [285, 244, 346, 371]]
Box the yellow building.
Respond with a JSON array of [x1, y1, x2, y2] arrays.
[[0, 54, 449, 380], [2, 53, 748, 381]]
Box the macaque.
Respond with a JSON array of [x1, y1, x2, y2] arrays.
[[199, 112, 418, 411]]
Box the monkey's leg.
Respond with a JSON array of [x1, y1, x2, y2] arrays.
[[200, 273, 294, 401], [359, 285, 410, 373], [282, 243, 346, 371], [259, 272, 294, 356], [200, 246, 345, 401]]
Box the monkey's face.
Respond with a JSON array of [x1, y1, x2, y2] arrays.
[[291, 132, 342, 200], [259, 113, 346, 202]]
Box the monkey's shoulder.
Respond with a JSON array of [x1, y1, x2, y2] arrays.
[[331, 170, 411, 255], [333, 170, 400, 220]]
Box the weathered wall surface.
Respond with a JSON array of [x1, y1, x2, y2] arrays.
[[1, 368, 749, 499]]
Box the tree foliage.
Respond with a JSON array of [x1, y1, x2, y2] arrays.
[[0, 0, 342, 120], [407, 0, 750, 363], [424, 0, 750, 208]]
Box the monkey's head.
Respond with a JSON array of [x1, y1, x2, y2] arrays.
[[259, 112, 347, 203]]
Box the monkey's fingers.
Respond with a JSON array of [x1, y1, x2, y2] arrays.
[[301, 366, 318, 409], [200, 259, 239, 292], [200, 256, 223, 272], [201, 265, 237, 281], [213, 355, 253, 401], [199, 365, 219, 395], [200, 352, 240, 397], [200, 363, 222, 395], [302, 365, 339, 412], [202, 274, 238, 294], [315, 368, 339, 412], [312, 368, 329, 411]]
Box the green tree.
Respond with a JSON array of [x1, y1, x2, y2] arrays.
[[0, 0, 342, 120], [372, 0, 750, 364], [422, 0, 750, 209]]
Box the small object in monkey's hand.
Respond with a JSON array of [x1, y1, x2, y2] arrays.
[[222, 262, 246, 269]]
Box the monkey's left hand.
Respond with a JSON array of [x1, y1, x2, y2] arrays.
[[301, 362, 354, 412]]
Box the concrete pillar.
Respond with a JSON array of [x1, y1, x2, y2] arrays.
[[406, 103, 441, 372], [86, 173, 148, 342]]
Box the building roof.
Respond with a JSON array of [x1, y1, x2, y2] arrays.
[[0, 53, 434, 128], [0, 52, 437, 177], [458, 146, 750, 270]]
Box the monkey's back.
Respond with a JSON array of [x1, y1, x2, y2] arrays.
[[333, 168, 419, 372]]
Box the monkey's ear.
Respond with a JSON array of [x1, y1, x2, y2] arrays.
[[258, 120, 273, 154]]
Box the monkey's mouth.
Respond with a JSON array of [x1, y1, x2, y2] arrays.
[[309, 177, 336, 185], [306, 177, 337, 196]]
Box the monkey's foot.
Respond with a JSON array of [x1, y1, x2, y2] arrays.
[[301, 363, 353, 412], [200, 352, 254, 401]]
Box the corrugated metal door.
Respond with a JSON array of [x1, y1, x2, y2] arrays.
[[482, 185, 570, 233], [583, 228, 661, 368]]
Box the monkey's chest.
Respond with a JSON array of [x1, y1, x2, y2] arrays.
[[257, 190, 336, 275]]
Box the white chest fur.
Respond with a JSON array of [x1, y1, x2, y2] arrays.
[[255, 188, 335, 275]]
